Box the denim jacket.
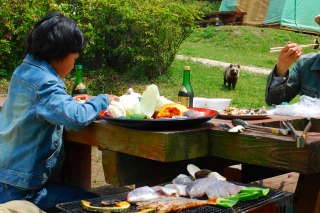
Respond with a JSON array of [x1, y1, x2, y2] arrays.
[[0, 54, 109, 189], [265, 51, 320, 105]]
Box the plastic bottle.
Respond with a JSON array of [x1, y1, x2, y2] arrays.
[[178, 66, 194, 107], [71, 64, 87, 96]]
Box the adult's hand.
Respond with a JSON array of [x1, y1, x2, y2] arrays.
[[275, 41, 302, 76]]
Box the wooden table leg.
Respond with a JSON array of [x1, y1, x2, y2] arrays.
[[61, 140, 92, 190], [101, 150, 239, 186], [101, 149, 183, 186], [293, 173, 320, 213]]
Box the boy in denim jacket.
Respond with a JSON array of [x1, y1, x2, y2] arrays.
[[0, 11, 116, 212]]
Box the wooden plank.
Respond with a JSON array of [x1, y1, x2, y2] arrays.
[[209, 129, 320, 174], [198, 19, 221, 27], [201, 11, 247, 26], [61, 140, 92, 190], [64, 120, 212, 162], [250, 172, 299, 193]]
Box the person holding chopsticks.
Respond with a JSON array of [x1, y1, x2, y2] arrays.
[[265, 14, 320, 106]]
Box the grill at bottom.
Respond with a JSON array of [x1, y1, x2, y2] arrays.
[[57, 185, 292, 213]]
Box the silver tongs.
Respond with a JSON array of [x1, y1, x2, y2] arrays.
[[231, 119, 288, 136], [270, 39, 319, 53], [283, 120, 312, 148]]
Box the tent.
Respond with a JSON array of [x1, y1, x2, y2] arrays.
[[219, 0, 320, 33]]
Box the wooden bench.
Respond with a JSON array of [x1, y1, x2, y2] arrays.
[[199, 11, 247, 27]]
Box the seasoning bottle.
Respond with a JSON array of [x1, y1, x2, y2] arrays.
[[178, 66, 194, 107], [71, 64, 87, 96]]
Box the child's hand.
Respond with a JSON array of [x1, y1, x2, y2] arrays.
[[73, 94, 89, 103], [106, 94, 119, 103]]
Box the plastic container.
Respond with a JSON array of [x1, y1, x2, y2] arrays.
[[193, 97, 231, 110]]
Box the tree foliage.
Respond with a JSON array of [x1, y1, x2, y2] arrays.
[[1, 0, 202, 79]]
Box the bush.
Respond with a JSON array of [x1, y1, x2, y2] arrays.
[[0, 0, 50, 74], [1, 0, 202, 92], [51, 0, 202, 79]]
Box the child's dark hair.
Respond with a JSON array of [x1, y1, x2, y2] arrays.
[[26, 11, 86, 62]]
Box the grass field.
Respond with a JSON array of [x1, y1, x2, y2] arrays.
[[1, 25, 316, 108], [128, 25, 317, 108]]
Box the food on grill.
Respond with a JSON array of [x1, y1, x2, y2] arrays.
[[156, 103, 188, 118], [205, 180, 245, 198], [151, 185, 179, 197], [186, 178, 245, 199], [127, 186, 160, 203], [187, 164, 226, 180], [235, 187, 270, 201], [187, 164, 200, 179], [171, 174, 193, 185], [136, 197, 219, 212], [80, 200, 130, 212], [133, 208, 157, 213], [186, 177, 220, 198], [163, 183, 188, 197]]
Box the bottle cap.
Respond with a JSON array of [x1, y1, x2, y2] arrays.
[[183, 66, 191, 70]]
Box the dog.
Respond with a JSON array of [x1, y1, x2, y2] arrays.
[[224, 63, 240, 90]]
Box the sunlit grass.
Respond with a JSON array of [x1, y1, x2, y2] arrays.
[[178, 26, 317, 68]]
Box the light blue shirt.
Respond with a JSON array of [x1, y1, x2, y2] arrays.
[[0, 54, 109, 189]]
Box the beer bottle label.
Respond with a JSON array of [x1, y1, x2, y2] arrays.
[[75, 83, 86, 90], [178, 96, 190, 107], [179, 86, 187, 93]]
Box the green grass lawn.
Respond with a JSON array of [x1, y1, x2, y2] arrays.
[[150, 26, 314, 108], [178, 26, 317, 68], [154, 59, 270, 109], [1, 25, 313, 108]]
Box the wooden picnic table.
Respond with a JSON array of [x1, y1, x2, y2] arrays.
[[62, 113, 320, 212], [199, 11, 247, 27], [0, 95, 319, 212]]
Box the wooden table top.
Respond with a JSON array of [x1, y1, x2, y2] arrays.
[[63, 115, 320, 174], [1, 95, 320, 174]]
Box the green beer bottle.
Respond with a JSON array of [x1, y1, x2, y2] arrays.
[[178, 66, 194, 107], [71, 64, 87, 96]]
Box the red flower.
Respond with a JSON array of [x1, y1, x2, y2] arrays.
[[5, 33, 10, 39]]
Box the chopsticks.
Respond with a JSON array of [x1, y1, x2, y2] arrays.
[[270, 43, 318, 53], [270, 39, 319, 53]]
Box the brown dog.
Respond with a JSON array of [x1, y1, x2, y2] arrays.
[[224, 64, 240, 90]]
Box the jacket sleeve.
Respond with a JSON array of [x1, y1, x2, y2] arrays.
[[265, 64, 301, 106], [36, 79, 109, 131]]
